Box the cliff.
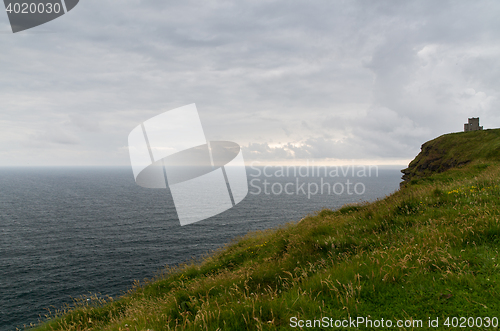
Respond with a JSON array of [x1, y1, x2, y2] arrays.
[[32, 130, 500, 331], [401, 128, 500, 186]]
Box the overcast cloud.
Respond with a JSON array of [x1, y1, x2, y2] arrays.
[[1, 0, 499, 166]]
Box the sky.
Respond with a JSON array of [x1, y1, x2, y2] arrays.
[[1, 0, 499, 167]]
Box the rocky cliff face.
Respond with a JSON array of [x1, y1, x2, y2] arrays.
[[400, 141, 470, 186], [400, 129, 500, 187]]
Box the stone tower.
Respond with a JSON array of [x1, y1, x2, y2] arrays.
[[464, 117, 483, 132]]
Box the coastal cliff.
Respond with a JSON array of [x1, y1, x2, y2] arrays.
[[32, 130, 500, 331], [401, 128, 500, 186]]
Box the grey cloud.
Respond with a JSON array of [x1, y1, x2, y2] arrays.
[[29, 126, 80, 146], [1, 0, 500, 165], [69, 113, 101, 133]]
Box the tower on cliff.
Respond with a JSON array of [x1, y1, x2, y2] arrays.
[[464, 117, 483, 132]]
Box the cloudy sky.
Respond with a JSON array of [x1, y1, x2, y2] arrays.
[[1, 0, 499, 166]]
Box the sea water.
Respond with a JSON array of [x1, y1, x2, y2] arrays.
[[0, 165, 402, 330]]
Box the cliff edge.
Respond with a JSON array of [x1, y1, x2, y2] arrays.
[[401, 128, 500, 186]]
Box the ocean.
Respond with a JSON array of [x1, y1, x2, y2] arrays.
[[0, 165, 402, 330]]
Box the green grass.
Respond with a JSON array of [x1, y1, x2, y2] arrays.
[[28, 130, 500, 330]]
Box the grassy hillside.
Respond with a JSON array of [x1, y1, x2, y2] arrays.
[[29, 129, 500, 330], [401, 128, 500, 185]]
